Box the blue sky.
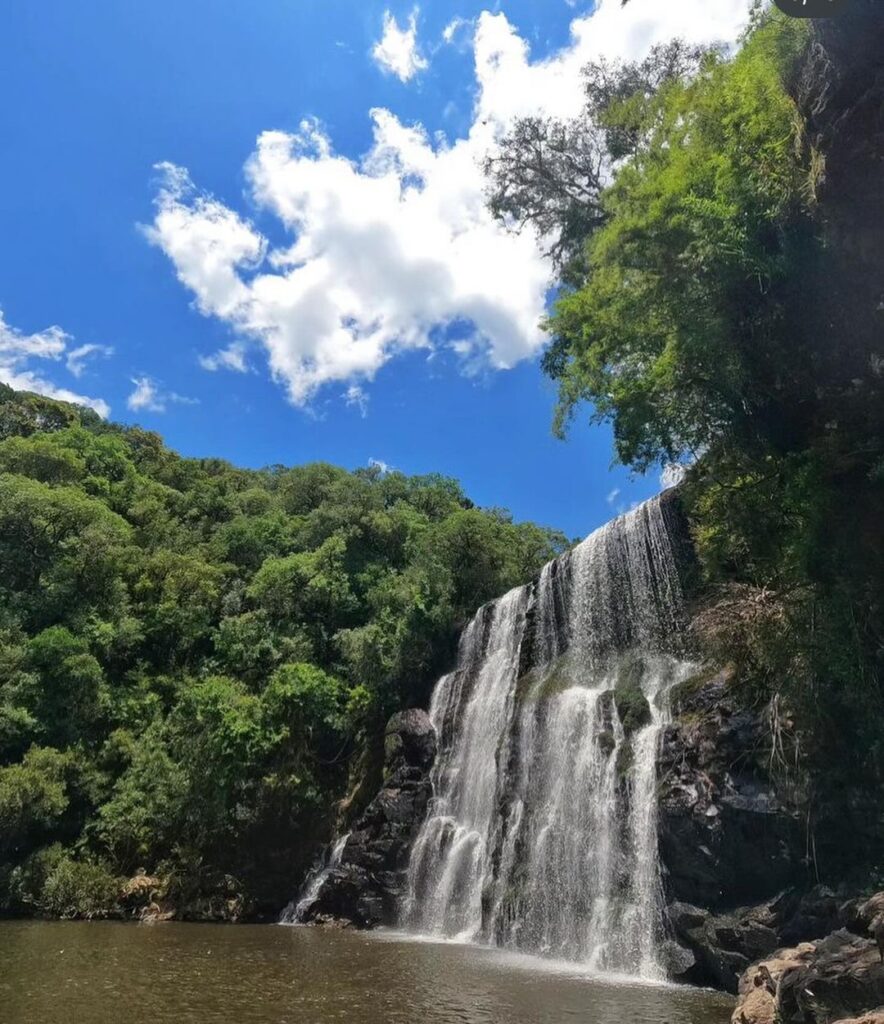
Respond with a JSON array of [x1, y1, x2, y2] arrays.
[[0, 0, 749, 539]]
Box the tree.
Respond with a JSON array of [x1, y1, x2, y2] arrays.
[[0, 747, 71, 859], [543, 16, 813, 467], [485, 41, 711, 283], [25, 628, 106, 748]]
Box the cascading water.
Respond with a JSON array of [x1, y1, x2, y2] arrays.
[[402, 496, 692, 979], [280, 833, 350, 924]]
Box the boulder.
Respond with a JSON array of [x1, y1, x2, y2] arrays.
[[732, 923, 884, 1024], [669, 888, 855, 993], [384, 708, 436, 770], [778, 930, 884, 1023], [732, 945, 816, 1024]]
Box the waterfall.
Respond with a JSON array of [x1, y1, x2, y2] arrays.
[[402, 496, 691, 979], [280, 833, 350, 924]]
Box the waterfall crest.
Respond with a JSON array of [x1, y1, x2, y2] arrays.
[[402, 496, 692, 978]]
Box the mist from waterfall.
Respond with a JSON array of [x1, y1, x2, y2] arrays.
[[401, 496, 692, 979]]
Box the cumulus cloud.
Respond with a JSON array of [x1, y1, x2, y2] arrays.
[[147, 0, 751, 411], [368, 457, 393, 474], [0, 310, 110, 417], [471, 0, 749, 127], [66, 343, 114, 378], [127, 375, 197, 414], [372, 9, 428, 82]]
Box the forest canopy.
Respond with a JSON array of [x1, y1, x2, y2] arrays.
[[0, 384, 567, 916]]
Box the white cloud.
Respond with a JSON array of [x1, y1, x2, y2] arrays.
[[344, 384, 369, 417], [127, 376, 163, 413], [372, 9, 428, 83], [127, 375, 197, 414], [472, 0, 749, 128], [198, 342, 248, 373], [442, 16, 472, 47], [0, 310, 110, 417], [368, 457, 393, 474], [147, 0, 751, 411], [66, 343, 114, 378], [606, 487, 620, 505]]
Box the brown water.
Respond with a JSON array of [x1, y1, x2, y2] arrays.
[[0, 921, 732, 1024]]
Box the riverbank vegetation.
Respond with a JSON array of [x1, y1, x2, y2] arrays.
[[0, 385, 566, 917], [487, 6, 883, 873]]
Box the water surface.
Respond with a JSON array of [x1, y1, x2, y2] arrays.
[[1, 921, 731, 1024]]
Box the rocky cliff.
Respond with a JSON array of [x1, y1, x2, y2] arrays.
[[658, 665, 833, 991], [293, 708, 436, 928]]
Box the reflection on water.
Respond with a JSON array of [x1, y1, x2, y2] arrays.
[[1, 922, 731, 1024]]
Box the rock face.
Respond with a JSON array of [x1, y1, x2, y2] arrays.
[[668, 888, 846, 993], [658, 668, 804, 912], [118, 869, 247, 923], [295, 708, 436, 928], [732, 927, 884, 1024], [654, 665, 884, 995]]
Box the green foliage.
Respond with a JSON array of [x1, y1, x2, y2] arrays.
[[0, 386, 566, 914], [24, 628, 106, 747], [36, 848, 122, 919], [0, 747, 71, 858], [546, 14, 814, 465], [94, 726, 189, 867], [4, 844, 122, 919]]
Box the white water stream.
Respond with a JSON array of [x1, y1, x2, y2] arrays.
[[281, 833, 350, 924], [402, 497, 691, 979]]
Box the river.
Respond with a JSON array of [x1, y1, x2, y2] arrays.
[[1, 921, 731, 1024]]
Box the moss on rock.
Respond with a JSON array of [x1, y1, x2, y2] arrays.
[[613, 657, 652, 735]]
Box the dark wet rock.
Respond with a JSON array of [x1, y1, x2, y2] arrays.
[[658, 668, 805, 911], [655, 668, 866, 992], [296, 708, 436, 928], [733, 925, 884, 1024], [777, 930, 884, 1023], [384, 708, 437, 769], [667, 884, 852, 992], [610, 654, 653, 735], [659, 938, 697, 978], [668, 899, 775, 991]]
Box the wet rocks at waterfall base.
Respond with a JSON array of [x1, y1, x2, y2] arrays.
[[290, 708, 436, 928], [666, 888, 848, 993], [656, 669, 884, 999], [731, 916, 884, 1024], [655, 666, 814, 991]]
